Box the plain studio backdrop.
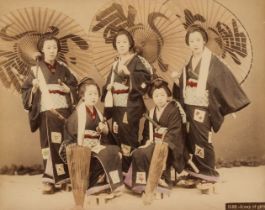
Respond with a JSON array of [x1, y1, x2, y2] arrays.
[[0, 0, 264, 168]]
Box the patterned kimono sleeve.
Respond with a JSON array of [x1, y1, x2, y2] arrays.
[[163, 108, 183, 152], [131, 56, 152, 95], [163, 107, 187, 172]]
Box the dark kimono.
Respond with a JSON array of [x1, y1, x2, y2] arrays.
[[124, 101, 188, 193], [173, 48, 250, 182], [101, 54, 152, 172], [64, 104, 123, 195], [21, 60, 77, 184]]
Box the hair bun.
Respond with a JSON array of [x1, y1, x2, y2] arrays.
[[77, 77, 101, 98]]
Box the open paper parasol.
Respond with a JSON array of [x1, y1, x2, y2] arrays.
[[88, 0, 189, 86], [0, 7, 93, 93], [166, 0, 253, 84]]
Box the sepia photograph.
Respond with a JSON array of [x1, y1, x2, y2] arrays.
[[0, 0, 264, 209]]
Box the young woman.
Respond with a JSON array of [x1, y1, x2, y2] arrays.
[[64, 77, 123, 195], [124, 77, 188, 194], [101, 29, 152, 172], [21, 35, 78, 194], [172, 25, 250, 190]]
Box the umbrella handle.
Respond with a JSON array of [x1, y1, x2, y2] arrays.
[[35, 60, 39, 80]]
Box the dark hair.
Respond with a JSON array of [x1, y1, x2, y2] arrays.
[[112, 28, 135, 51], [77, 77, 101, 99], [37, 35, 61, 53], [185, 25, 208, 45], [148, 77, 172, 98]]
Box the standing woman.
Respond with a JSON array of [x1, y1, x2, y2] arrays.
[[101, 29, 152, 172], [172, 25, 250, 190], [21, 35, 78, 194]]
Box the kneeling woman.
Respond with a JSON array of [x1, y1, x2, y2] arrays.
[[124, 78, 188, 194], [64, 77, 123, 195]]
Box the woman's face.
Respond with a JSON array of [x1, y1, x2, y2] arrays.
[[84, 85, 99, 107], [188, 31, 205, 55], [152, 88, 168, 109], [42, 39, 58, 62], [116, 34, 130, 55]]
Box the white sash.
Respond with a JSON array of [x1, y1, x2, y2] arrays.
[[104, 61, 117, 108], [197, 47, 211, 95]]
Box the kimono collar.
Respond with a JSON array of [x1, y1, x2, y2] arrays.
[[196, 47, 212, 95], [148, 102, 170, 142], [44, 61, 57, 73], [183, 47, 212, 97], [76, 101, 103, 146], [86, 106, 97, 120], [155, 102, 169, 122], [118, 53, 136, 65]]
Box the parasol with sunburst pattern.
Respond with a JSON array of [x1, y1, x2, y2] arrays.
[[0, 7, 94, 93]]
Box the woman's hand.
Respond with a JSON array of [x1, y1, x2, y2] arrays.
[[139, 139, 153, 149], [155, 127, 168, 135], [97, 121, 109, 134], [32, 79, 39, 93], [58, 79, 70, 93], [171, 71, 181, 86], [32, 52, 42, 61], [106, 84, 113, 91]]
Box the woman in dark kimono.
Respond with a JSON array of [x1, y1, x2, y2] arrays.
[[21, 35, 78, 194], [172, 25, 250, 191], [124, 78, 188, 194], [101, 29, 152, 172], [64, 77, 123, 195]]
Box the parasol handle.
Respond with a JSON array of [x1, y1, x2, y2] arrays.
[[143, 113, 161, 129], [33, 51, 42, 80], [35, 59, 39, 80]]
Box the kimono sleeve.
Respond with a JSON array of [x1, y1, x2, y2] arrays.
[[163, 107, 187, 172], [172, 72, 185, 107], [64, 110, 78, 145], [63, 66, 78, 104], [101, 69, 113, 120], [163, 108, 184, 151], [211, 57, 250, 116], [101, 69, 112, 102], [131, 56, 152, 95], [21, 71, 41, 132], [21, 72, 35, 110], [140, 118, 150, 146]]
